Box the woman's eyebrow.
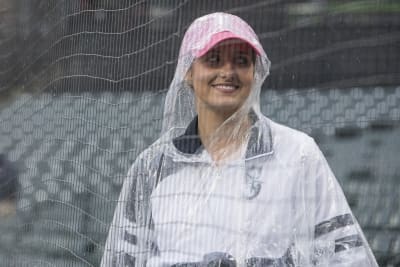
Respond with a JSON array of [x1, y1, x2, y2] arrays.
[[209, 48, 220, 54], [236, 50, 252, 56]]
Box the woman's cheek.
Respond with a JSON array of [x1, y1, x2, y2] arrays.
[[194, 72, 216, 92]]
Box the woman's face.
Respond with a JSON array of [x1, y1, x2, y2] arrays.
[[188, 39, 255, 116]]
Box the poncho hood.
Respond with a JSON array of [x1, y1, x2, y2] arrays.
[[161, 12, 271, 162]]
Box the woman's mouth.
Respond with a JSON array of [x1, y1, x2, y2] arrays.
[[212, 84, 239, 93]]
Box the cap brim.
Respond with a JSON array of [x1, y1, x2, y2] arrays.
[[196, 31, 260, 58]]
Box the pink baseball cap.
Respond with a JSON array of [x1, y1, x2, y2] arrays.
[[196, 31, 261, 58]]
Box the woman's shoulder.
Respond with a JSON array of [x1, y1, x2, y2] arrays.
[[260, 115, 320, 158], [259, 115, 313, 142], [128, 134, 174, 172]]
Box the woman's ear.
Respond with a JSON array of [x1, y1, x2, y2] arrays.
[[185, 68, 194, 89]]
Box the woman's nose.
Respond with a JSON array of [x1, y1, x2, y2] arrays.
[[219, 60, 235, 78]]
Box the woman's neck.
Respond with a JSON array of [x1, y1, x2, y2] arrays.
[[198, 110, 228, 143], [197, 108, 250, 161]]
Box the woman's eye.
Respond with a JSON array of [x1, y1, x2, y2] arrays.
[[206, 55, 219, 64], [236, 56, 250, 65]]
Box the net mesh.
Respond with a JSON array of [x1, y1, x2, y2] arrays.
[[0, 0, 399, 266]]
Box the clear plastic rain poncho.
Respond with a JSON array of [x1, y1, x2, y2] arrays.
[[101, 13, 378, 266]]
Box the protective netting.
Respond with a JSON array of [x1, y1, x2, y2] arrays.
[[0, 0, 399, 266]]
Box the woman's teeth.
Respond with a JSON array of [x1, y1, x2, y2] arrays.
[[214, 85, 237, 92]]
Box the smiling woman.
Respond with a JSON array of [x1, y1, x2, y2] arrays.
[[189, 40, 255, 115], [101, 12, 378, 267], [187, 40, 256, 160]]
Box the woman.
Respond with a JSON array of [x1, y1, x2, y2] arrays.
[[101, 13, 378, 266]]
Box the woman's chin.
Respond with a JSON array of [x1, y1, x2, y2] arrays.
[[207, 103, 243, 116]]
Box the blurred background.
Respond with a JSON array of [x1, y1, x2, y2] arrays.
[[0, 0, 399, 266]]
